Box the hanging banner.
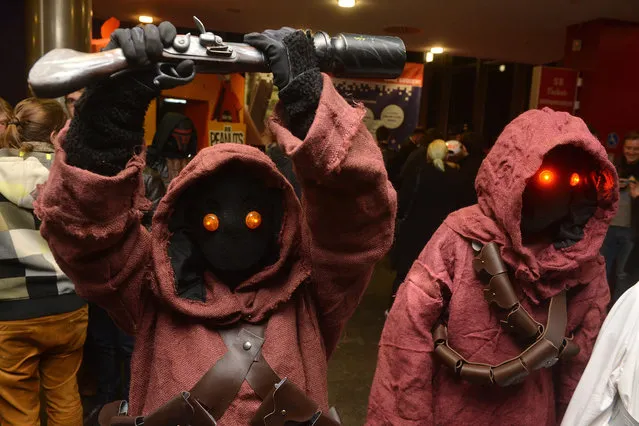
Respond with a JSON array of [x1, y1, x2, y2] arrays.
[[208, 121, 246, 145], [529, 66, 579, 113], [332, 63, 424, 150]]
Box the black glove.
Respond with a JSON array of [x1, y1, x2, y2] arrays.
[[106, 23, 195, 91], [65, 22, 194, 176], [244, 28, 323, 139], [244, 28, 297, 90]]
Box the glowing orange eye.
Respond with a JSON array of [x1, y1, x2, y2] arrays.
[[245, 211, 262, 230], [538, 170, 555, 185], [570, 173, 581, 187], [203, 214, 219, 232]]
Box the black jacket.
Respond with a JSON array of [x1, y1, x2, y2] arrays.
[[456, 153, 484, 208], [616, 158, 639, 235], [142, 167, 167, 228], [387, 139, 418, 188], [391, 159, 464, 279], [266, 143, 301, 199]]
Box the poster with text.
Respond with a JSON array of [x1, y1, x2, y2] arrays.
[[332, 63, 424, 151], [529, 66, 578, 113], [208, 121, 246, 145]]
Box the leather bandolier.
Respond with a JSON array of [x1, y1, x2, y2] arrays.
[[433, 242, 580, 387], [99, 323, 341, 426]]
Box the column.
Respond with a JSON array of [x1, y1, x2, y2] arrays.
[[25, 0, 92, 69]]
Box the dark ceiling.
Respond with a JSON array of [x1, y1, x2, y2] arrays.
[[93, 0, 639, 64]]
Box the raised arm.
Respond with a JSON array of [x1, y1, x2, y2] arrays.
[[35, 23, 194, 333], [247, 28, 397, 356]]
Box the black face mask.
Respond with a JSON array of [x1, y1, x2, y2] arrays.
[[178, 163, 284, 288], [521, 145, 599, 246], [521, 178, 572, 234]]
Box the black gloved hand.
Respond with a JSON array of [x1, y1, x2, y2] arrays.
[[106, 23, 195, 91], [244, 28, 323, 139], [244, 28, 296, 90], [64, 22, 194, 176]]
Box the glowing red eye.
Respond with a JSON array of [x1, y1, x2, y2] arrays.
[[203, 214, 219, 232], [245, 211, 262, 230], [538, 170, 555, 185], [570, 173, 581, 187]]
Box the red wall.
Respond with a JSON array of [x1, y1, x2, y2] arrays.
[[563, 20, 639, 154]]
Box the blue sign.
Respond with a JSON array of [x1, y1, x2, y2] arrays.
[[332, 65, 424, 152], [607, 132, 619, 149]]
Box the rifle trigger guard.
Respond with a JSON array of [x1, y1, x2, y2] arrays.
[[153, 62, 196, 90]]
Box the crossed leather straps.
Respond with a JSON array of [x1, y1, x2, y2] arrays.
[[99, 324, 340, 426], [433, 242, 580, 387]]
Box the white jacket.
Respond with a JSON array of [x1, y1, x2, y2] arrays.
[[562, 283, 639, 426]]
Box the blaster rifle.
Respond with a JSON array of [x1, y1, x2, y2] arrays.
[[28, 16, 407, 99]]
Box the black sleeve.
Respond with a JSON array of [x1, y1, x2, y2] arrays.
[[266, 145, 301, 199], [64, 74, 158, 176], [141, 167, 167, 228], [277, 32, 323, 141]]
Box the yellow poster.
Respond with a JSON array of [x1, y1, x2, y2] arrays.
[[208, 121, 247, 145]]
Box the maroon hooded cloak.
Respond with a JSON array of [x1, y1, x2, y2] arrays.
[[35, 75, 396, 423], [366, 108, 618, 426]]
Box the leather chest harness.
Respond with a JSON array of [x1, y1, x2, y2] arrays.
[[99, 324, 340, 426], [433, 242, 580, 387]]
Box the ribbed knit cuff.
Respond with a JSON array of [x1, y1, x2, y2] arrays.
[[277, 31, 323, 140], [64, 73, 158, 176], [279, 69, 323, 140]]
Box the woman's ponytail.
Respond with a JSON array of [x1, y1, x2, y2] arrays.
[[0, 98, 66, 150]]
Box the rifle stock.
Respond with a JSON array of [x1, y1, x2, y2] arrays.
[[28, 40, 270, 99], [29, 48, 129, 99]]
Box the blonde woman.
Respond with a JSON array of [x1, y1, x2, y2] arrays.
[[429, 139, 461, 172], [0, 98, 87, 425], [390, 139, 463, 306]]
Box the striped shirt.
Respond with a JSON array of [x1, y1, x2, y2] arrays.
[[0, 143, 85, 320]]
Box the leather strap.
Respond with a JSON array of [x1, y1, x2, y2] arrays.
[[250, 378, 340, 426], [433, 241, 580, 387], [474, 243, 543, 341], [99, 401, 137, 426], [191, 324, 267, 419], [472, 242, 508, 276], [99, 392, 211, 426], [141, 392, 197, 426], [500, 303, 543, 340], [100, 323, 342, 425], [246, 351, 282, 400], [483, 273, 519, 309], [434, 290, 578, 387]]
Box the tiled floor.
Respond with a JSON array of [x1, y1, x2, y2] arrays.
[[327, 258, 395, 425]]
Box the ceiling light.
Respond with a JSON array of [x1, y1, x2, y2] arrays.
[[430, 47, 444, 54], [163, 98, 187, 104], [425, 52, 434, 63], [499, 64, 506, 72], [139, 15, 154, 24], [338, 0, 356, 7]]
